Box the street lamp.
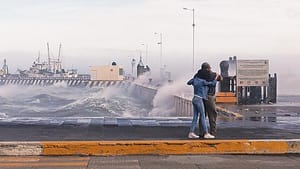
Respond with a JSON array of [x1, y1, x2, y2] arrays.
[[154, 32, 163, 69], [183, 7, 195, 72], [141, 43, 148, 65]]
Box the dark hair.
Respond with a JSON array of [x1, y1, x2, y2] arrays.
[[201, 62, 211, 70], [194, 69, 211, 81]]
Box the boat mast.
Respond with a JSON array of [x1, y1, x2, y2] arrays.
[[58, 43, 61, 62], [38, 51, 40, 63], [58, 43, 62, 71], [47, 42, 51, 71]]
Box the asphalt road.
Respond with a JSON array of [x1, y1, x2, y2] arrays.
[[0, 155, 299, 169]]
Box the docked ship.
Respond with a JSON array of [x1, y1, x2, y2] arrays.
[[0, 43, 127, 87], [17, 43, 79, 78], [0, 43, 94, 86]]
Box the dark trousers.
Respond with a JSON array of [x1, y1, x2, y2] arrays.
[[201, 95, 217, 136]]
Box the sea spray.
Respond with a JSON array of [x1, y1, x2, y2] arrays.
[[149, 75, 192, 117], [0, 112, 8, 119]]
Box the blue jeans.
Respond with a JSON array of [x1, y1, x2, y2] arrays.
[[190, 96, 208, 135]]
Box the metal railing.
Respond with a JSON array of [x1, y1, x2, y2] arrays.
[[174, 95, 193, 117], [0, 74, 91, 81]]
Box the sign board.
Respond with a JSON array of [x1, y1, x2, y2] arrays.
[[236, 60, 269, 86]]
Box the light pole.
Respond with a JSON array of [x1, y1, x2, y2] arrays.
[[154, 32, 163, 69], [141, 43, 148, 65], [183, 7, 195, 72]]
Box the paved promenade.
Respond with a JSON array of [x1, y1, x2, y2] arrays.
[[0, 155, 299, 169], [0, 116, 299, 141], [0, 105, 299, 168]]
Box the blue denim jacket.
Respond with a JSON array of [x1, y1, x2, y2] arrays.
[[187, 77, 217, 100]]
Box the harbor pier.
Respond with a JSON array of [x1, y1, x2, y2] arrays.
[[0, 76, 125, 88]]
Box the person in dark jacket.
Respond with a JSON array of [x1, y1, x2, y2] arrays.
[[187, 76, 216, 139], [194, 62, 222, 137]]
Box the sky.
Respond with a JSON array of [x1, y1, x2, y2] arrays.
[[0, 0, 300, 94]]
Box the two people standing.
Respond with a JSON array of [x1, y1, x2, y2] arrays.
[[187, 62, 222, 139]]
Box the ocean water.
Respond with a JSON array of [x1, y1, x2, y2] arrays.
[[0, 83, 151, 118], [0, 82, 300, 119]]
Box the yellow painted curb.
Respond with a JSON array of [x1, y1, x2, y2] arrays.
[[41, 139, 300, 156], [1, 140, 299, 156]]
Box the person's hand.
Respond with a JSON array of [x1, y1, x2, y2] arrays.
[[215, 73, 220, 80]]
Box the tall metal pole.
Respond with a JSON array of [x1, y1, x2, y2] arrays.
[[146, 44, 148, 65], [183, 7, 195, 72], [160, 33, 162, 69], [154, 32, 163, 69], [192, 8, 195, 72]]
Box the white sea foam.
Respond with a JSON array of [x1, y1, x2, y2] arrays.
[[0, 112, 8, 118], [53, 81, 68, 88]]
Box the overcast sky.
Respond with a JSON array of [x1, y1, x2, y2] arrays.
[[0, 0, 300, 94]]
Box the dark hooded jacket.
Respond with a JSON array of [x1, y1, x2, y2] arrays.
[[194, 69, 217, 96]]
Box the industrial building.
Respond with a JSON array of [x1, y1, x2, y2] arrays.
[[90, 63, 124, 81]]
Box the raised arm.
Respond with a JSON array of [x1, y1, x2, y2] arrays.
[[187, 78, 194, 85], [215, 72, 223, 81], [203, 80, 217, 86]]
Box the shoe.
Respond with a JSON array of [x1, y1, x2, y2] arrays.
[[204, 133, 215, 139], [188, 132, 200, 139]]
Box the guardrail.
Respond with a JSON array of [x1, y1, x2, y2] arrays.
[[132, 84, 194, 117], [174, 95, 193, 117], [0, 76, 91, 81]]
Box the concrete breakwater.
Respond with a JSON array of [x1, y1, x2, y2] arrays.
[[132, 84, 239, 117], [0, 77, 124, 87], [132, 84, 194, 117], [131, 84, 157, 103]]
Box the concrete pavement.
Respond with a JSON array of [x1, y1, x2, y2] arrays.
[[0, 155, 299, 169], [0, 117, 299, 141], [0, 104, 299, 156]]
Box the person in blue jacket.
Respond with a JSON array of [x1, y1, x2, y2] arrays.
[[187, 69, 217, 139]]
